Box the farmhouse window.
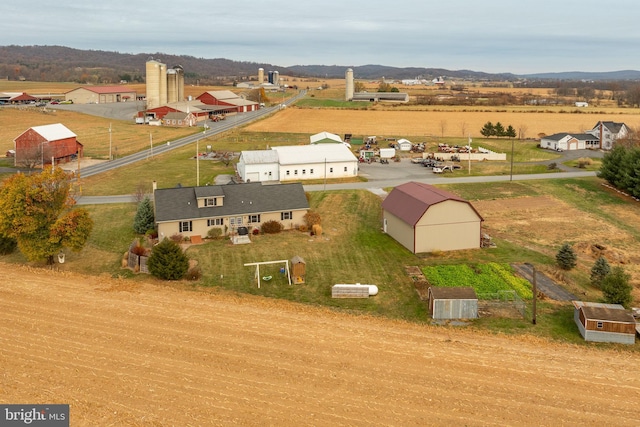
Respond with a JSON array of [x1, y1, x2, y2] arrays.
[[294, 170, 298, 175], [179, 221, 192, 232], [235, 217, 243, 225], [249, 214, 261, 223], [310, 169, 314, 174], [281, 211, 292, 220], [204, 198, 217, 206], [329, 167, 334, 173], [344, 166, 348, 172], [286, 170, 290, 176], [597, 321, 604, 329], [207, 218, 223, 226], [302, 169, 306, 175]]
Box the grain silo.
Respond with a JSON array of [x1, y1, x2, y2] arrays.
[[258, 68, 264, 84], [273, 71, 279, 86], [175, 65, 184, 102], [268, 71, 274, 84], [159, 63, 168, 106], [167, 68, 177, 103], [146, 59, 163, 109], [345, 68, 354, 101]]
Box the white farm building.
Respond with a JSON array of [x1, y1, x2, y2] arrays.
[[237, 144, 358, 183]]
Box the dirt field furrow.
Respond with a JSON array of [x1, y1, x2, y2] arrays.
[[1, 263, 639, 426]]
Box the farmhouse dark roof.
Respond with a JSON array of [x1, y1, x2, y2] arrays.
[[581, 306, 636, 324], [154, 182, 309, 223], [592, 121, 626, 134], [381, 181, 483, 226], [429, 286, 478, 300], [545, 133, 600, 141]]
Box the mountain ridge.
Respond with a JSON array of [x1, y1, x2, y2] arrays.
[[1, 45, 639, 83]]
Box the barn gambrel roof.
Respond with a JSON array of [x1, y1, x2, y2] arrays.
[[382, 181, 483, 226]]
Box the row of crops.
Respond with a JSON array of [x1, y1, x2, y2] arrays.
[[422, 263, 533, 299]]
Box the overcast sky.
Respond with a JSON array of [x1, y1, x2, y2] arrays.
[[3, 0, 639, 74]]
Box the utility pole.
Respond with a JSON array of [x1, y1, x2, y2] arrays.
[[532, 264, 537, 325], [109, 123, 112, 160], [510, 138, 515, 181]]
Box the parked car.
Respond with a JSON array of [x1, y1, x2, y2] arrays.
[[59, 100, 73, 104], [50, 101, 59, 105]]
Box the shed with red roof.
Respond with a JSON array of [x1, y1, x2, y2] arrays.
[[65, 85, 137, 104], [381, 181, 483, 253]]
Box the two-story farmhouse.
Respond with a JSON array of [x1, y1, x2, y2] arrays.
[[154, 182, 309, 240]]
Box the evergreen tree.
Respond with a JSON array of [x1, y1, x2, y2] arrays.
[[505, 125, 517, 138], [598, 145, 628, 189], [590, 256, 611, 288], [147, 238, 189, 280], [133, 196, 155, 234], [601, 266, 633, 308], [494, 122, 505, 137], [556, 243, 577, 270], [480, 121, 495, 137]]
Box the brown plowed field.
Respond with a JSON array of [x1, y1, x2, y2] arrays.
[[1, 263, 639, 426]]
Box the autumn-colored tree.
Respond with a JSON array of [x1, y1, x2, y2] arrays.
[[0, 166, 93, 264]]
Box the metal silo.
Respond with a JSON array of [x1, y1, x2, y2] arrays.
[[258, 68, 264, 84], [146, 59, 162, 109], [273, 71, 279, 86], [345, 68, 354, 101], [268, 71, 274, 84], [175, 65, 184, 102]]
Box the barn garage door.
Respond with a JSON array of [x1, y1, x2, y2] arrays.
[[246, 172, 260, 183]]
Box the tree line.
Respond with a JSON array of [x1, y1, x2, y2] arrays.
[[480, 121, 517, 138]]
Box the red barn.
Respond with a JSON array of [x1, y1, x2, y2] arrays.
[[196, 90, 259, 113], [13, 123, 83, 167]]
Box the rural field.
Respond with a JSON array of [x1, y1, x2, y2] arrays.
[[245, 107, 640, 141], [2, 80, 640, 425], [1, 263, 639, 426]]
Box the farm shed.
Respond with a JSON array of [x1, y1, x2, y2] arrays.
[[237, 150, 280, 183], [271, 144, 358, 182], [397, 139, 413, 151], [310, 131, 343, 144], [13, 123, 83, 167], [572, 301, 636, 344], [65, 85, 137, 104], [0, 92, 38, 104], [290, 256, 306, 284], [428, 287, 478, 320], [351, 92, 409, 103], [381, 182, 483, 253]]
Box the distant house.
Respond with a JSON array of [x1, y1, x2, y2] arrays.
[[144, 101, 212, 122], [154, 182, 309, 240], [586, 121, 629, 150], [237, 150, 280, 183], [196, 90, 259, 113], [65, 85, 137, 104], [572, 301, 636, 344], [428, 287, 478, 320], [381, 182, 483, 253], [162, 111, 197, 127], [540, 133, 600, 151], [13, 123, 83, 167]]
